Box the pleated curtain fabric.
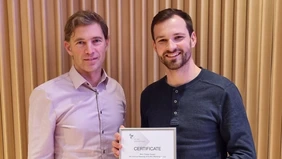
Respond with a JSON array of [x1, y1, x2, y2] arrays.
[[0, 0, 281, 158]]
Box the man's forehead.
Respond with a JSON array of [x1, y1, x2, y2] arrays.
[[70, 24, 104, 40]]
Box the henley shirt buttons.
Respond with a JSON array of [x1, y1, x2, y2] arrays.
[[103, 150, 106, 153], [174, 111, 178, 115], [175, 90, 178, 93], [174, 100, 177, 103], [100, 111, 102, 114]]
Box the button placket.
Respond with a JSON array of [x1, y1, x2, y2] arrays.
[[170, 88, 180, 126], [174, 89, 179, 110]]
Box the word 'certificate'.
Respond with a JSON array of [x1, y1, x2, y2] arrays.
[[120, 127, 176, 159]]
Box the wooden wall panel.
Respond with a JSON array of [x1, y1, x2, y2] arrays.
[[0, 0, 281, 158]]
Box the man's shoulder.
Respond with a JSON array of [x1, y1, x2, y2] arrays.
[[142, 77, 166, 94], [33, 72, 70, 92], [200, 69, 234, 90], [29, 73, 71, 104], [107, 76, 122, 85]]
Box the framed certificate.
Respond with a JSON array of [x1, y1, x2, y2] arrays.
[[119, 127, 176, 159]]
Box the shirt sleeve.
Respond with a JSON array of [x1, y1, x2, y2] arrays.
[[140, 89, 149, 127], [220, 83, 257, 159], [28, 89, 56, 159], [121, 86, 127, 126]]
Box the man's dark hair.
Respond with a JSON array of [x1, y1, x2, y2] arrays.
[[151, 8, 194, 41]]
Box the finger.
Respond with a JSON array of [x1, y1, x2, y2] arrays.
[[114, 132, 121, 141], [112, 147, 120, 158], [112, 142, 120, 158], [112, 140, 118, 148]]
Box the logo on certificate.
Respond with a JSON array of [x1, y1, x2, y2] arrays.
[[128, 132, 150, 146]]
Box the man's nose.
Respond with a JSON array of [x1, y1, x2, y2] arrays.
[[167, 40, 177, 52], [85, 42, 94, 54]]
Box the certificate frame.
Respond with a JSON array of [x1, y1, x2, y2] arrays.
[[119, 127, 176, 159]]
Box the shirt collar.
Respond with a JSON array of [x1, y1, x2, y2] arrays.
[[69, 66, 109, 89]]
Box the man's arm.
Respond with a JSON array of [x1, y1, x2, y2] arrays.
[[220, 84, 257, 159], [28, 89, 56, 159]]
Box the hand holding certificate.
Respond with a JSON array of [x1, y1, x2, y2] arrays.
[[119, 128, 176, 159]]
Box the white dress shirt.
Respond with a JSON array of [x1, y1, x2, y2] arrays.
[[28, 66, 126, 159]]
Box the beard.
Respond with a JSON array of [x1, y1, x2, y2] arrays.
[[160, 49, 191, 70]]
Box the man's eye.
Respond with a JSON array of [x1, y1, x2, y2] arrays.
[[175, 36, 184, 40], [76, 41, 85, 45], [157, 39, 166, 43], [93, 39, 102, 43]]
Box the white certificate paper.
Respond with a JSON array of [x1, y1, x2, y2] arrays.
[[119, 127, 176, 159]]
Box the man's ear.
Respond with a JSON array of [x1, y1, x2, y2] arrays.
[[152, 40, 157, 53], [64, 41, 73, 56], [190, 32, 197, 48], [105, 38, 109, 49]]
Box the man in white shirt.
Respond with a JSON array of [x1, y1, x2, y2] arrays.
[[28, 10, 126, 159]]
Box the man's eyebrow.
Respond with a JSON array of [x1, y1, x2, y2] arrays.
[[173, 33, 185, 36], [155, 33, 185, 41], [73, 36, 103, 42], [155, 36, 165, 41], [92, 36, 103, 39], [73, 38, 84, 42]]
